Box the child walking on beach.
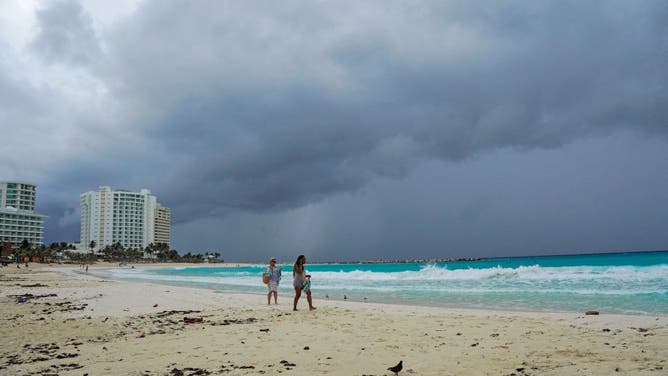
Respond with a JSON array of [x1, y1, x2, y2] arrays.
[[293, 255, 316, 311], [264, 257, 282, 305]]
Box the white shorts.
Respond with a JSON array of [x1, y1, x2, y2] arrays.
[[267, 281, 278, 292]]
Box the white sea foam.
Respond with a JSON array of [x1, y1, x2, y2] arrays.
[[110, 263, 668, 285], [101, 258, 668, 314], [308, 264, 668, 283]]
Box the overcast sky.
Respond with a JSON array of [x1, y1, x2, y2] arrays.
[[1, 0, 667, 261]]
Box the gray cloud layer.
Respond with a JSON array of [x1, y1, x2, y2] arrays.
[[30, 0, 100, 65], [2, 0, 667, 259]]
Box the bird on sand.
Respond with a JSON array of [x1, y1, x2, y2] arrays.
[[387, 360, 403, 375]]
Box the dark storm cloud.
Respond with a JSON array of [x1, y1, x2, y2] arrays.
[[30, 0, 100, 65], [5, 1, 667, 257], [88, 0, 668, 224]]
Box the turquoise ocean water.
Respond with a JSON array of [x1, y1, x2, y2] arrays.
[[104, 251, 668, 315]]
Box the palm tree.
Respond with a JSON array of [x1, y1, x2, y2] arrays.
[[167, 249, 180, 261], [144, 243, 155, 260], [20, 239, 31, 252]]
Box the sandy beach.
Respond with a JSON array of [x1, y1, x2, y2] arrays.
[[1, 263, 666, 376]]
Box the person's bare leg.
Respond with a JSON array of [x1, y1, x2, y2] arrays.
[[267, 291, 271, 305], [306, 290, 316, 310], [293, 288, 301, 311], [273, 291, 278, 304]]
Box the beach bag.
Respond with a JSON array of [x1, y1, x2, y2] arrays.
[[262, 273, 269, 284]]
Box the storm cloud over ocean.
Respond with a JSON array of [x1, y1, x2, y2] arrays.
[[1, 1, 667, 260]]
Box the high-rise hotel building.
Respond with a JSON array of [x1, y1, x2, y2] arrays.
[[80, 186, 171, 250], [154, 204, 171, 246], [0, 181, 46, 248]]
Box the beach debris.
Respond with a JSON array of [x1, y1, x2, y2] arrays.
[[18, 283, 49, 287], [169, 368, 209, 376], [585, 310, 599, 315], [209, 317, 257, 326], [3, 343, 84, 368], [183, 317, 204, 324], [55, 352, 79, 359], [54, 363, 83, 371], [303, 346, 310, 350], [11, 293, 57, 301], [387, 360, 403, 375], [259, 328, 270, 332], [136, 332, 146, 338], [156, 310, 201, 317], [153, 303, 159, 307]]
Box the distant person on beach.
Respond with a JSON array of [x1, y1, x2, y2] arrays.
[[264, 257, 282, 305], [292, 255, 316, 311]]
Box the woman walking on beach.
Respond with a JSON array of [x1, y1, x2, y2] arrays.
[[293, 255, 316, 311], [264, 257, 282, 305]]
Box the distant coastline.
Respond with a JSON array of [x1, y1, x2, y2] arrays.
[[306, 249, 668, 265], [312, 257, 484, 264]]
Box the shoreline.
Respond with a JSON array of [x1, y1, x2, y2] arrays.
[[2, 263, 667, 375], [83, 265, 668, 324], [93, 262, 668, 318]]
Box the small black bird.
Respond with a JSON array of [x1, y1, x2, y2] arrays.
[[387, 360, 403, 375]]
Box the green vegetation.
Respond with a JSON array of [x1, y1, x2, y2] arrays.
[[2, 239, 222, 264]]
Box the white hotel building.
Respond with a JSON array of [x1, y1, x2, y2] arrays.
[[0, 181, 46, 248], [80, 186, 171, 250]]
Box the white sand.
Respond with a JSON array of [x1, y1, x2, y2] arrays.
[[1, 263, 666, 375]]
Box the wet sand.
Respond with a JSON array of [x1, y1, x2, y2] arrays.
[[1, 263, 666, 375]]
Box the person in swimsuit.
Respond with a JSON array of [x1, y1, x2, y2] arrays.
[[292, 254, 316, 311]]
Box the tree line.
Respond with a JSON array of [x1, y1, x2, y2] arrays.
[[4, 239, 222, 264]]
